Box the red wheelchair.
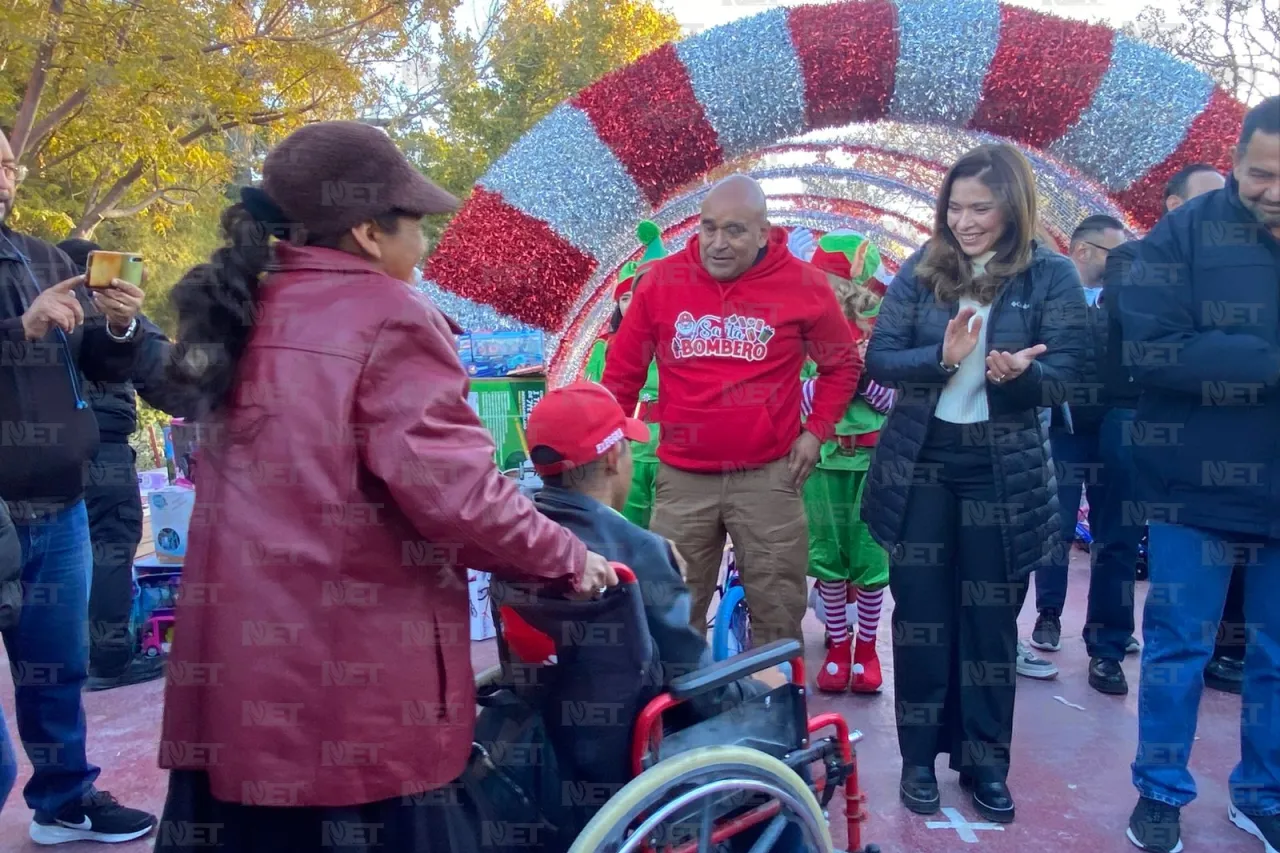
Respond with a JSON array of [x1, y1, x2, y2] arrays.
[[476, 563, 878, 853]]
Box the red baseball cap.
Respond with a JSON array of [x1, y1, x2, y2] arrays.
[[527, 382, 649, 476]]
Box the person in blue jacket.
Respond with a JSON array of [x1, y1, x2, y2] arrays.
[[1118, 95, 1280, 853]]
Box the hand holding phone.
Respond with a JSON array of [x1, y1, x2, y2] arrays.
[[86, 251, 144, 289]]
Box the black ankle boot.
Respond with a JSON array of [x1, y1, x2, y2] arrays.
[[900, 765, 940, 815], [959, 775, 1015, 823]]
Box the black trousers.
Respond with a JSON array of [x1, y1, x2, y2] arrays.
[[84, 441, 143, 678], [890, 419, 1026, 784], [1215, 564, 1246, 659], [155, 770, 483, 853]]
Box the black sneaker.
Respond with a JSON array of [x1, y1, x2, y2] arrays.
[[86, 654, 165, 692], [1205, 655, 1244, 696], [1127, 797, 1183, 852], [1229, 804, 1280, 853], [30, 789, 157, 845], [1089, 657, 1129, 695], [1030, 609, 1062, 652], [1126, 635, 1141, 655]]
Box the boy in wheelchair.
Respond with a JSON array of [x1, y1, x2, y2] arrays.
[[471, 383, 803, 851]]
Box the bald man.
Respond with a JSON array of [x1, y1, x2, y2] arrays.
[[603, 176, 859, 648]]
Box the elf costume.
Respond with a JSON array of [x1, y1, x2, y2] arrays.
[[581, 220, 666, 529], [800, 231, 896, 694]]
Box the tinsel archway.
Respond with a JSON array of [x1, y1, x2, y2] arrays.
[[419, 0, 1247, 387]]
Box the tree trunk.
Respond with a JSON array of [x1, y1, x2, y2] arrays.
[[9, 0, 67, 161]]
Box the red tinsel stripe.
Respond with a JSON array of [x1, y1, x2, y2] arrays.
[[424, 188, 596, 331], [788, 0, 899, 130], [1113, 88, 1246, 230], [969, 5, 1113, 148], [572, 43, 723, 207]]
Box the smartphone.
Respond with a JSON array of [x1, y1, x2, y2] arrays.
[[85, 251, 143, 289]]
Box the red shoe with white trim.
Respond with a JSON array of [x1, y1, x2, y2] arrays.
[[816, 638, 852, 693], [850, 637, 883, 694]]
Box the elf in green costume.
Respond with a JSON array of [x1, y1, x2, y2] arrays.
[[581, 220, 666, 529], [800, 230, 896, 695]]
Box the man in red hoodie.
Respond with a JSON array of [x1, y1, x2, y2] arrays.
[[603, 175, 859, 647]]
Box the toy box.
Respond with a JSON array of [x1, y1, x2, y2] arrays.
[[148, 486, 194, 564], [130, 558, 181, 655], [466, 377, 546, 472], [457, 330, 545, 378], [468, 570, 495, 641], [137, 468, 169, 500]]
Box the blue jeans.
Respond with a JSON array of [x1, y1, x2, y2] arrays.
[[0, 704, 16, 812], [1, 502, 100, 815], [1037, 411, 1142, 660], [1084, 409, 1143, 661], [1133, 522, 1280, 814], [1036, 425, 1098, 613]]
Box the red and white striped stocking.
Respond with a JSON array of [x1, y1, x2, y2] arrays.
[[854, 586, 884, 643], [818, 580, 849, 644]]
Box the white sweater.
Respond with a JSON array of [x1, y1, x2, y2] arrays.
[[934, 252, 996, 425]]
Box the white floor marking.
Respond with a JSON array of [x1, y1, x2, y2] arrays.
[[925, 807, 1006, 843]]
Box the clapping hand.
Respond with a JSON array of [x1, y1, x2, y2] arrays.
[[942, 307, 983, 367], [985, 345, 1047, 384]]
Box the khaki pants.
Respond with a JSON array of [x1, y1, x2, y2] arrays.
[[651, 458, 809, 649]]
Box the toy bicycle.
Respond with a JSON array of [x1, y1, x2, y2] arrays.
[[709, 544, 752, 662], [480, 563, 880, 853]]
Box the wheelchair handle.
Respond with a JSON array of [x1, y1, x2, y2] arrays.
[[609, 562, 638, 585]]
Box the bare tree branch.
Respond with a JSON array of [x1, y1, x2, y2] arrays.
[[102, 185, 199, 219], [10, 0, 68, 160]]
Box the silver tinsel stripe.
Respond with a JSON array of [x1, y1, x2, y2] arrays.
[[889, 0, 1002, 125], [477, 103, 649, 259], [758, 123, 1131, 230], [415, 279, 529, 332], [675, 8, 808, 159], [1047, 34, 1217, 191]]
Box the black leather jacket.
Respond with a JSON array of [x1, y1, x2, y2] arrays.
[[532, 486, 764, 721]]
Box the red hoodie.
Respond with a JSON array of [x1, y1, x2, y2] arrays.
[[603, 227, 860, 473]]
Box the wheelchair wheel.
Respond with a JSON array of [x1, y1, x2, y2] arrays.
[[567, 745, 833, 853], [710, 584, 751, 662]]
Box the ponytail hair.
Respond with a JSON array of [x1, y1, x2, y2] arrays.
[[166, 203, 273, 420]]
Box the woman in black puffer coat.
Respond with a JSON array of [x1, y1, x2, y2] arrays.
[[860, 144, 1085, 825]]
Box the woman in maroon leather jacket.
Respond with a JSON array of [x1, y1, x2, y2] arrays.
[[153, 121, 616, 852]]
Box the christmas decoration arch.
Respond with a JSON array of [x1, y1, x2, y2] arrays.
[[421, 0, 1247, 386]]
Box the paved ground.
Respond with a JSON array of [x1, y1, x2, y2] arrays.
[[0, 549, 1251, 852]]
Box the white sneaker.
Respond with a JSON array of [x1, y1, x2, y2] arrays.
[[1016, 640, 1059, 679], [1229, 803, 1280, 853]]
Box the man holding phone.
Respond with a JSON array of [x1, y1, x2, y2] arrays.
[[1, 129, 157, 844], [58, 238, 195, 692]]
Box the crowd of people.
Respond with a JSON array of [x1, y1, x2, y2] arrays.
[[0, 89, 1276, 853]]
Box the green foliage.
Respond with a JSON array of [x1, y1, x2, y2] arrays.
[[398, 0, 681, 247]]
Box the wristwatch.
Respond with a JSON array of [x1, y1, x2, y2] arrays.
[[939, 358, 960, 375], [106, 317, 138, 342]]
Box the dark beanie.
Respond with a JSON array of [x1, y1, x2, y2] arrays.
[[56, 238, 101, 274], [259, 121, 459, 236]]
